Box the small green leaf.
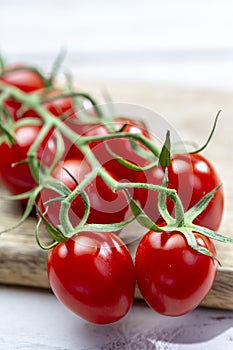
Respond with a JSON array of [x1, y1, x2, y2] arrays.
[[181, 228, 219, 262], [189, 110, 221, 154], [124, 189, 164, 232], [190, 224, 233, 243], [72, 216, 136, 235], [44, 178, 71, 197], [185, 185, 222, 222], [35, 218, 58, 250], [37, 206, 67, 243], [104, 142, 157, 171], [158, 168, 176, 226], [0, 187, 41, 235], [130, 139, 157, 162], [159, 130, 171, 167]]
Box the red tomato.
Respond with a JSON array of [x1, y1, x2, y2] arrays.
[[135, 230, 217, 316], [69, 117, 150, 200], [44, 93, 74, 118], [22, 90, 86, 159], [48, 231, 136, 324], [84, 117, 150, 173], [135, 153, 224, 231], [0, 125, 56, 195], [38, 158, 129, 227], [0, 67, 46, 120], [1, 67, 45, 93], [22, 90, 75, 120]]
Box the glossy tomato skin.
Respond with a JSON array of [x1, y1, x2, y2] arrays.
[[135, 230, 217, 316], [38, 158, 129, 227], [135, 153, 224, 231], [70, 117, 151, 203], [22, 90, 85, 159], [1, 67, 45, 93], [1, 67, 46, 120], [84, 117, 150, 177], [0, 125, 56, 195], [44, 94, 74, 118], [22, 91, 75, 120], [48, 231, 136, 324], [38, 158, 91, 227]]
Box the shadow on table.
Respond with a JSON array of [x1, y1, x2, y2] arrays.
[[71, 300, 233, 349]]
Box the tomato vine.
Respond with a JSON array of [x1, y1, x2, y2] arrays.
[[0, 56, 232, 322]]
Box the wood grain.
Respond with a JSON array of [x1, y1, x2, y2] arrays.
[[0, 82, 233, 310]]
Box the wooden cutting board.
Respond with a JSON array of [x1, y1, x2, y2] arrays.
[[0, 82, 233, 311]]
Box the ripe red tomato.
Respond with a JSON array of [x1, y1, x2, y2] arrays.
[[0, 125, 56, 195], [69, 117, 150, 201], [48, 231, 136, 324], [135, 230, 217, 316], [135, 153, 224, 231], [22, 90, 75, 120], [0, 67, 46, 120], [0, 66, 45, 93], [84, 117, 150, 173], [44, 93, 74, 118], [38, 158, 129, 227], [22, 90, 87, 159]]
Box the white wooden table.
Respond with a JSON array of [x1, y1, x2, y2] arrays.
[[1, 285, 233, 350], [1, 1, 233, 349]]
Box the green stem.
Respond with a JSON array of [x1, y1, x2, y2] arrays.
[[170, 191, 185, 226], [0, 82, 183, 237], [27, 121, 53, 181], [0, 82, 161, 160], [116, 181, 176, 195], [188, 110, 221, 154], [117, 180, 184, 227], [0, 89, 11, 104], [42, 91, 105, 120]]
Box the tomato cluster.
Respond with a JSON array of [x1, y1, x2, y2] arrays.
[[0, 62, 225, 324]]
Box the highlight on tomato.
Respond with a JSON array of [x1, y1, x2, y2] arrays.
[[0, 125, 57, 196], [83, 117, 150, 179], [135, 229, 218, 316], [38, 158, 129, 227], [135, 152, 224, 231], [47, 231, 136, 324]]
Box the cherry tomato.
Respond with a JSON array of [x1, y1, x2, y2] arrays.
[[69, 117, 150, 201], [135, 153, 224, 231], [48, 231, 136, 324], [1, 66, 45, 93], [22, 90, 75, 120], [44, 93, 74, 118], [135, 230, 217, 316], [22, 90, 87, 159], [0, 67, 46, 120], [84, 117, 150, 174], [38, 158, 129, 227], [0, 125, 56, 195]]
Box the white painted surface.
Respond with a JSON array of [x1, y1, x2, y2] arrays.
[[0, 285, 233, 350], [1, 1, 233, 348]]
